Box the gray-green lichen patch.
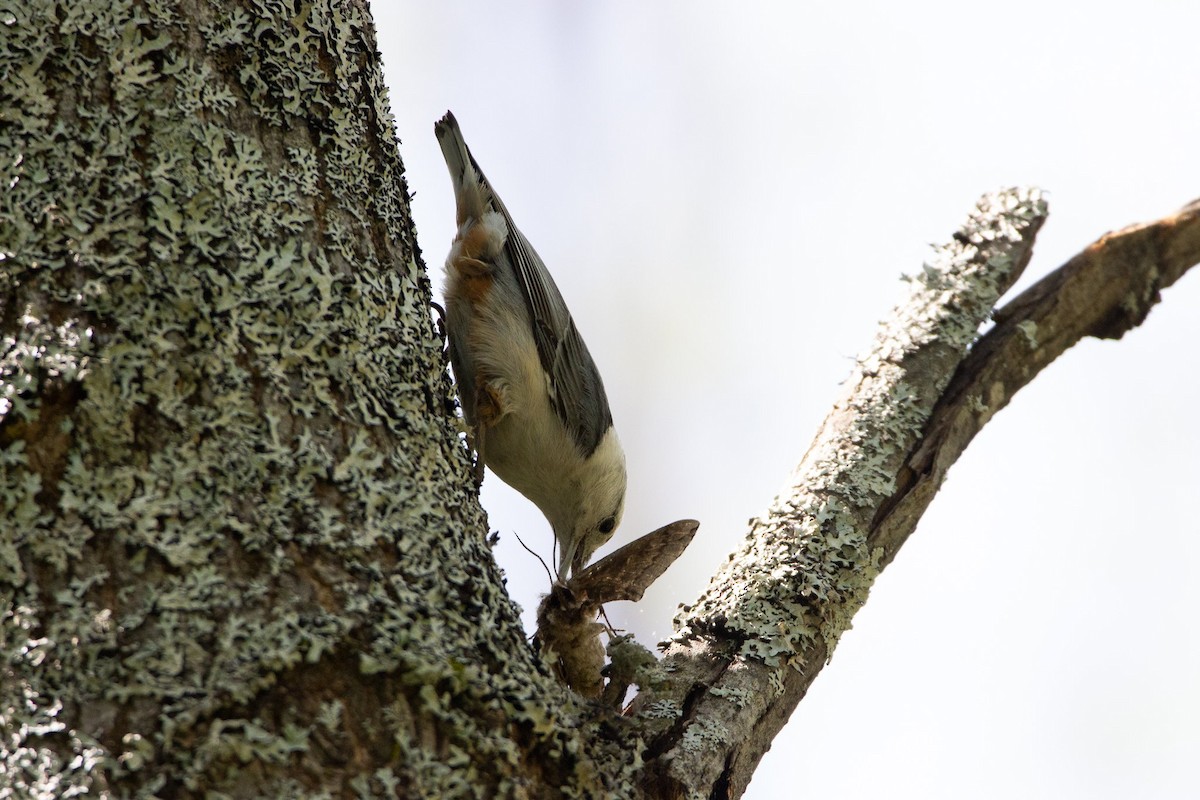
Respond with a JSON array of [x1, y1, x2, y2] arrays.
[[670, 188, 1048, 667], [2, 2, 597, 797], [679, 717, 726, 754], [606, 634, 661, 690], [641, 699, 682, 720], [1017, 319, 1039, 348]]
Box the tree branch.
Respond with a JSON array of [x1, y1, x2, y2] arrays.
[[627, 192, 1200, 798], [873, 198, 1200, 566]]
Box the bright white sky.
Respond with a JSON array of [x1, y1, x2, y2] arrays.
[[375, 3, 1200, 797]]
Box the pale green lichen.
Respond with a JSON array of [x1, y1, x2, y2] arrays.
[[1017, 319, 1039, 348], [707, 685, 753, 709], [679, 717, 727, 754], [766, 667, 784, 699], [2, 2, 607, 797], [671, 188, 1048, 667], [606, 633, 663, 692], [641, 699, 683, 720]]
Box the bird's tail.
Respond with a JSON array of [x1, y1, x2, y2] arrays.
[[435, 111, 490, 226]]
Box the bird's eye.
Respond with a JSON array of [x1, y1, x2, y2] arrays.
[[598, 516, 616, 534]]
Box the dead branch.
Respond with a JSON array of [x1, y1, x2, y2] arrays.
[[625, 192, 1200, 799], [872, 198, 1200, 565]]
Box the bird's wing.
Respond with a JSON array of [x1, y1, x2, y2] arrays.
[[435, 112, 613, 456]]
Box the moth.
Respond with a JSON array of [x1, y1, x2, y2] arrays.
[[535, 519, 699, 697]]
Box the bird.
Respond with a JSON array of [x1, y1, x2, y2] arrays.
[[435, 111, 626, 580]]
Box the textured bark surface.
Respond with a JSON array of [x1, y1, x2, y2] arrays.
[[0, 2, 592, 798], [2, 3, 1198, 799], [871, 199, 1200, 571]]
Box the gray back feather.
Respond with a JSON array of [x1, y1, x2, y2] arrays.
[[436, 113, 614, 456]]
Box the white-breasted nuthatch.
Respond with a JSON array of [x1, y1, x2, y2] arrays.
[[435, 111, 626, 579]]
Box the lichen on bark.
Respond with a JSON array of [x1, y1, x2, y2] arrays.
[[0, 2, 583, 796]]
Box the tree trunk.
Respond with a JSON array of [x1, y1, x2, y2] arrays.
[[2, 3, 1197, 799], [2, 2, 554, 796]]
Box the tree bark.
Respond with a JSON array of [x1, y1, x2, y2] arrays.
[[2, 2, 561, 797], [2, 3, 1197, 799], [630, 194, 1200, 799]]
